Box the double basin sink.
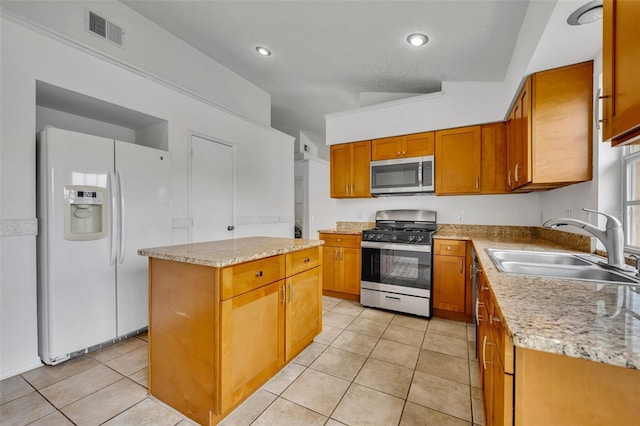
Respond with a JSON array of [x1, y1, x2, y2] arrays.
[[486, 249, 640, 285]]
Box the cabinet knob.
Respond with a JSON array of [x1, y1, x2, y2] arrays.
[[304, 257, 311, 263], [337, 238, 342, 242], [447, 245, 452, 250], [255, 271, 263, 277], [397, 152, 400, 156]]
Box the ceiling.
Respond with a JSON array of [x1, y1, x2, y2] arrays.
[[122, 1, 533, 136]]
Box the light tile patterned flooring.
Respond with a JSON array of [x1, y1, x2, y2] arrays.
[[1, 296, 483, 425]]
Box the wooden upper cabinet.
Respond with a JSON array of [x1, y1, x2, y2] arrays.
[[371, 136, 402, 160], [330, 141, 371, 198], [330, 143, 351, 198], [506, 78, 530, 191], [481, 122, 508, 194], [507, 61, 593, 191], [602, 0, 640, 146], [435, 126, 481, 195], [371, 132, 434, 160], [352, 141, 372, 197]]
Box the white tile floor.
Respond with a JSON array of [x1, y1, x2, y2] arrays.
[[0, 296, 483, 425]]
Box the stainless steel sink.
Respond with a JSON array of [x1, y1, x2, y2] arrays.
[[486, 249, 640, 285], [489, 250, 592, 266]]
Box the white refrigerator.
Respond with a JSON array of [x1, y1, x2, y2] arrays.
[[37, 127, 172, 365]]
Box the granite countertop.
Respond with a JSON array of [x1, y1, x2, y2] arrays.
[[438, 229, 640, 369], [318, 221, 375, 235], [138, 236, 323, 268]]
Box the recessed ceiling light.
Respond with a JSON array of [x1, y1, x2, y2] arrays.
[[567, 0, 603, 25], [407, 33, 429, 47], [256, 46, 272, 56]]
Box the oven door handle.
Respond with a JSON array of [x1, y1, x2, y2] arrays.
[[361, 241, 432, 252]]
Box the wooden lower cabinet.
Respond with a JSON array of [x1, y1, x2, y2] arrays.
[[220, 281, 285, 410], [148, 246, 322, 425], [433, 239, 473, 321], [285, 268, 322, 360], [433, 255, 466, 313], [478, 264, 640, 426], [319, 233, 361, 300]]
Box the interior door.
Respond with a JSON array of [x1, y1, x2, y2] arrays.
[[115, 141, 172, 336], [191, 135, 234, 242]]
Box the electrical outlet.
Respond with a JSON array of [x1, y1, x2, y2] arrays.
[[458, 212, 464, 222]]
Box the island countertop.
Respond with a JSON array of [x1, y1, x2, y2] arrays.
[[138, 236, 324, 268], [436, 230, 640, 370]]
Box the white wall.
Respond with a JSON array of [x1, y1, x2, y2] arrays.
[[295, 158, 336, 239], [36, 106, 137, 142], [1, 1, 270, 126], [336, 193, 542, 226], [325, 82, 505, 145], [0, 14, 293, 379]]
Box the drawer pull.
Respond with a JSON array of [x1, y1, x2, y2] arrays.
[[289, 282, 293, 302], [459, 260, 463, 273], [255, 271, 263, 278], [385, 296, 401, 302], [304, 257, 311, 263], [475, 299, 480, 325], [281, 284, 286, 306], [491, 316, 501, 323]]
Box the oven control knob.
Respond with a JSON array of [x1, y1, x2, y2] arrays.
[[376, 234, 384, 240], [391, 235, 397, 241], [417, 236, 425, 242], [407, 235, 416, 242]]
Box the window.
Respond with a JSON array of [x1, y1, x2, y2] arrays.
[[623, 144, 640, 253]]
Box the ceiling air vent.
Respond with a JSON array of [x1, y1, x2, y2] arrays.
[[86, 10, 125, 48]]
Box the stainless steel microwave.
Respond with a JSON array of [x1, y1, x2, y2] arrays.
[[370, 155, 434, 196]]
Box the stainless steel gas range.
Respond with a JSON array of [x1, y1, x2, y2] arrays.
[[360, 209, 437, 317]]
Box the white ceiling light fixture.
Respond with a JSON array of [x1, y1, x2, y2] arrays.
[[256, 46, 272, 56], [567, 0, 603, 25], [406, 33, 429, 47]]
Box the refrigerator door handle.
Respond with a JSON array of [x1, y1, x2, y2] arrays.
[[116, 170, 126, 264], [108, 170, 118, 265]]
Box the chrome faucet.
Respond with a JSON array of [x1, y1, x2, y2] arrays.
[[543, 208, 631, 271]]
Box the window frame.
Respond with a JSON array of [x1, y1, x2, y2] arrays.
[[622, 145, 640, 254]]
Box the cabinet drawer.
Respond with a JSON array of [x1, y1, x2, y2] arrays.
[[319, 233, 361, 248], [286, 246, 321, 277], [220, 255, 285, 300], [434, 239, 466, 256]]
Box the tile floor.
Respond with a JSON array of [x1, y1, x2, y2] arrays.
[[0, 296, 483, 425]]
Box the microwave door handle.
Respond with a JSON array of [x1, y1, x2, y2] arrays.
[[418, 161, 423, 186]]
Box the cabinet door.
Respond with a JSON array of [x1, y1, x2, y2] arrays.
[[493, 354, 514, 426], [285, 268, 322, 360], [403, 132, 435, 157], [322, 246, 341, 292], [341, 247, 362, 295], [481, 123, 508, 194], [220, 281, 285, 410], [509, 81, 530, 189], [603, 0, 640, 145], [435, 126, 481, 194], [351, 141, 372, 197], [371, 136, 402, 160], [531, 62, 592, 185], [330, 144, 351, 198], [433, 255, 466, 312]]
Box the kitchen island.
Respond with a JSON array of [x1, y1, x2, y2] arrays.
[[138, 237, 323, 425], [435, 228, 640, 425]]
